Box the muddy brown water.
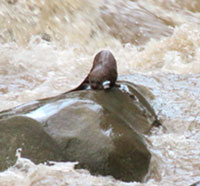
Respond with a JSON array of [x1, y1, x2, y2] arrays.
[[0, 0, 200, 185]]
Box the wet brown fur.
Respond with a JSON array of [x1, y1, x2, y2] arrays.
[[70, 50, 117, 91]]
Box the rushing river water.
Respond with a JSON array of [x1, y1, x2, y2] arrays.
[[0, 0, 200, 185]]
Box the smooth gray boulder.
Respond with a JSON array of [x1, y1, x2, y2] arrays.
[[0, 81, 159, 182], [0, 116, 64, 171], [42, 86, 152, 182]]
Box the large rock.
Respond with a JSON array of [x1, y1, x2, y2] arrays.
[[0, 81, 159, 182], [0, 116, 64, 171], [42, 88, 152, 182]]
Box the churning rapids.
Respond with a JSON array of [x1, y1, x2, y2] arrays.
[[0, 0, 200, 185]]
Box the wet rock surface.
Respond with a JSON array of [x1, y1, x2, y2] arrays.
[[0, 81, 159, 182], [0, 116, 64, 171]]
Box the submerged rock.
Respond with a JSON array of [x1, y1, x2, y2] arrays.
[[0, 116, 64, 171], [101, 1, 173, 45], [0, 81, 158, 182], [190, 181, 200, 186]]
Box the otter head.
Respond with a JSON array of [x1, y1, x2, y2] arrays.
[[71, 50, 117, 92], [88, 50, 118, 90], [89, 68, 108, 89]]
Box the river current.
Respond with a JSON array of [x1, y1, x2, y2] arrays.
[[0, 0, 200, 185]]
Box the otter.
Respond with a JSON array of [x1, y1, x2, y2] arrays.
[[71, 50, 118, 91]]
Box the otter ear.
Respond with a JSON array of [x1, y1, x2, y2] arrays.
[[102, 80, 111, 89]]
